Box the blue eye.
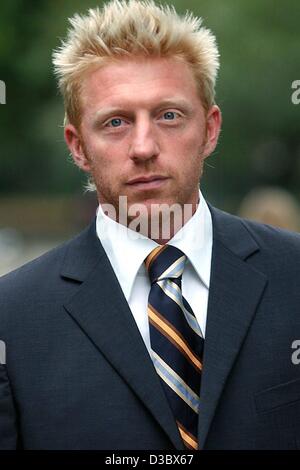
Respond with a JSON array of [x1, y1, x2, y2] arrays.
[[108, 118, 123, 127], [163, 111, 177, 120]]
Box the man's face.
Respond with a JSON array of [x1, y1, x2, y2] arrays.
[[65, 56, 221, 220]]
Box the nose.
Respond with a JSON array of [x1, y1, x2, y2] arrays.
[[128, 117, 160, 162]]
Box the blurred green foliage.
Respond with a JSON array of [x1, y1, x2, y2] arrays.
[[0, 0, 299, 210]]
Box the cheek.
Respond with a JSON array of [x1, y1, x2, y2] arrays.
[[175, 125, 205, 154], [173, 133, 204, 168], [85, 139, 110, 168], [88, 144, 125, 185], [176, 143, 205, 187]]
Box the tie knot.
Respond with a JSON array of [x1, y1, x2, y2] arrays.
[[145, 245, 186, 284]]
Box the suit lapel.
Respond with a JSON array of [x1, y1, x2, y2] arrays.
[[61, 221, 184, 449], [198, 206, 268, 448]]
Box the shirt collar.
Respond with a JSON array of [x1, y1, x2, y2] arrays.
[[96, 190, 212, 300]]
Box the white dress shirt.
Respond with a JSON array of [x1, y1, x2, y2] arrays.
[[96, 190, 212, 354]]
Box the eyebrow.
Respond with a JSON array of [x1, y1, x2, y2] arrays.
[[93, 98, 194, 122]]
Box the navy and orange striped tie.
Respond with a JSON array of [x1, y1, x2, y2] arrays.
[[145, 244, 204, 450]]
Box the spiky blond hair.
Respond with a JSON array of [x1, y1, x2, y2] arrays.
[[53, 0, 220, 127]]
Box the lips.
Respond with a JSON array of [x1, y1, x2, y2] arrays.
[[126, 175, 169, 190], [127, 175, 168, 185]]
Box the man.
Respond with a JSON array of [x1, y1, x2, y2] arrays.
[[0, 0, 300, 450]]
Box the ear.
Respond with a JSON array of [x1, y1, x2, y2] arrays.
[[202, 105, 222, 158], [64, 124, 91, 172]]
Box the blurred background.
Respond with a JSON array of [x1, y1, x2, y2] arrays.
[[0, 0, 300, 275]]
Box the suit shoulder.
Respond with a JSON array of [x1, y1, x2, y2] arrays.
[[210, 205, 300, 268], [240, 216, 300, 255], [0, 224, 91, 292], [212, 205, 300, 249]]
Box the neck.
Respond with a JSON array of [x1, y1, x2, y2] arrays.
[[99, 192, 200, 243]]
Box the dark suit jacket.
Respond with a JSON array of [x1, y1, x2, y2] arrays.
[[0, 205, 300, 450]]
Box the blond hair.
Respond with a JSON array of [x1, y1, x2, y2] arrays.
[[53, 0, 220, 127]]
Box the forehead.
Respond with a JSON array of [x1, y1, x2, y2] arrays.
[[80, 56, 201, 112]]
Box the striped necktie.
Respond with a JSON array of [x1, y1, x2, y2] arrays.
[[145, 244, 204, 450]]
